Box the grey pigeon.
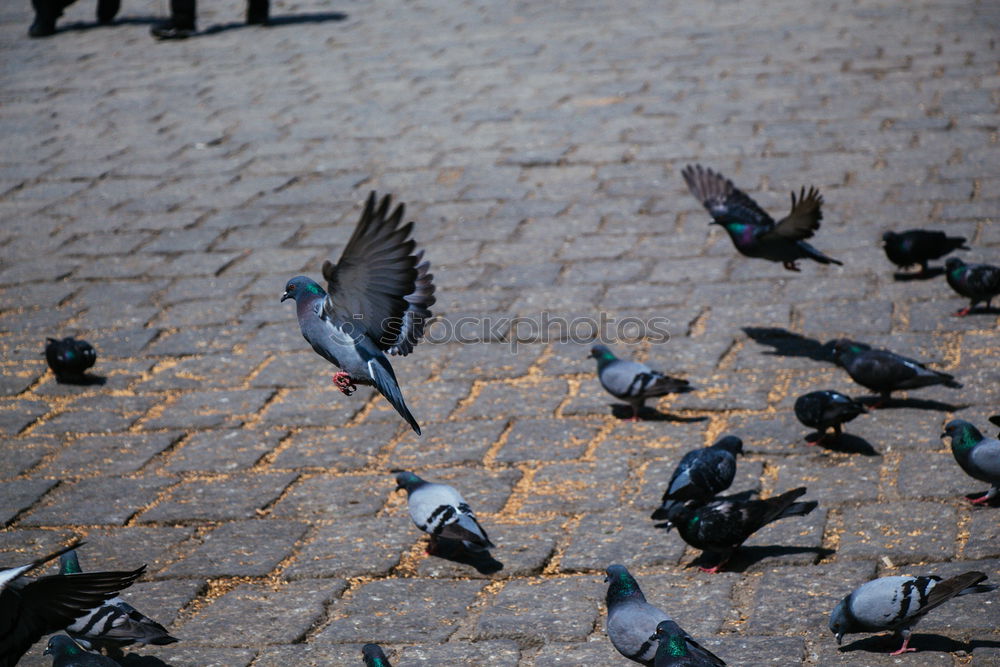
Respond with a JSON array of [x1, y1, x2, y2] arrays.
[[60, 549, 176, 651], [793, 390, 867, 443], [45, 337, 97, 383], [362, 643, 392, 667], [43, 635, 120, 666], [395, 471, 494, 553], [664, 487, 817, 573], [649, 620, 726, 666], [942, 419, 1000, 505], [590, 345, 692, 420], [882, 229, 967, 275], [1, 542, 144, 667], [682, 164, 841, 271], [828, 338, 960, 407], [944, 257, 1000, 316], [829, 572, 996, 655], [605, 565, 725, 667], [650, 436, 743, 521], [282, 192, 436, 435]]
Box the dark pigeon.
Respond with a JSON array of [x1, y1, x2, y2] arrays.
[[43, 635, 120, 666], [649, 620, 726, 666], [282, 192, 436, 435], [45, 337, 96, 383], [944, 257, 1000, 316], [942, 419, 1000, 505], [362, 643, 393, 667], [793, 390, 867, 443], [0, 542, 145, 667], [395, 471, 494, 553], [829, 572, 996, 655], [882, 229, 967, 275], [989, 414, 1000, 436], [682, 164, 841, 272], [604, 564, 725, 667], [827, 338, 961, 407], [59, 549, 176, 651], [664, 487, 818, 573], [590, 344, 692, 421], [650, 436, 743, 521]]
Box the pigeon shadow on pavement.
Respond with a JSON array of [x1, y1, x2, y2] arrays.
[[428, 538, 503, 575], [839, 633, 1000, 656], [610, 404, 708, 423], [892, 268, 945, 281], [741, 327, 834, 363], [117, 654, 170, 666], [858, 396, 965, 412], [692, 545, 835, 574], [54, 373, 107, 386], [202, 12, 348, 35], [804, 432, 880, 456]]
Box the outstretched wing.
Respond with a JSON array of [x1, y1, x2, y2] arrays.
[[681, 164, 774, 227], [762, 186, 823, 241]]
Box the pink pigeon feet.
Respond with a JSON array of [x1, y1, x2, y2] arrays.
[[889, 637, 915, 656], [968, 492, 994, 506], [951, 306, 972, 317], [698, 558, 730, 574], [332, 371, 357, 396], [782, 261, 802, 272]]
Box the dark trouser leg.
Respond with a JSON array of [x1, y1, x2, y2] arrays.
[[246, 0, 269, 24]]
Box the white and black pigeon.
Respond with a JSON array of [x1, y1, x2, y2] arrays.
[[282, 192, 436, 435], [828, 338, 961, 407], [395, 471, 494, 553], [0, 542, 145, 667], [942, 419, 1000, 505], [59, 549, 177, 652], [650, 436, 743, 521], [43, 635, 119, 667], [829, 572, 996, 655], [604, 564, 725, 667], [362, 643, 393, 667], [649, 620, 726, 666], [590, 345, 692, 421]]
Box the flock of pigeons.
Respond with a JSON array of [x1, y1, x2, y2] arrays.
[[3, 166, 998, 666]]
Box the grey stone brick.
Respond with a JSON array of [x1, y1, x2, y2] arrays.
[[161, 520, 308, 578]]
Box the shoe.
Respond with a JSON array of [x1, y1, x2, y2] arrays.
[[150, 21, 196, 39], [246, 0, 269, 24], [96, 0, 120, 24], [28, 16, 57, 37]]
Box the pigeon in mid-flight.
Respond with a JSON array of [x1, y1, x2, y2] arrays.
[[663, 487, 817, 573], [282, 192, 436, 435], [681, 164, 841, 272], [590, 345, 692, 421], [882, 229, 967, 276], [650, 436, 743, 521], [944, 257, 1000, 316], [0, 542, 145, 667], [43, 635, 120, 666], [829, 572, 996, 655], [362, 643, 393, 667], [59, 549, 176, 652], [941, 419, 1000, 505], [793, 390, 867, 443], [827, 338, 960, 407], [44, 337, 97, 383], [395, 471, 494, 553], [649, 620, 726, 666]]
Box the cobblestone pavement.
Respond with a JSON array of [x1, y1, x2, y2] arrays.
[[1, 0, 999, 665]]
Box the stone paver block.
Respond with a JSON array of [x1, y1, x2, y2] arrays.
[[163, 429, 282, 473], [21, 476, 173, 526], [140, 472, 296, 523], [561, 508, 685, 572], [76, 525, 195, 574], [519, 460, 629, 514], [283, 517, 413, 580], [475, 576, 602, 643], [454, 378, 567, 420], [775, 455, 881, 504], [838, 502, 957, 563], [270, 423, 398, 471], [965, 511, 1000, 560], [496, 418, 601, 463], [392, 419, 507, 467], [398, 640, 521, 666], [532, 641, 623, 666], [0, 479, 56, 525], [35, 433, 180, 477], [270, 473, 387, 520], [162, 520, 308, 578]]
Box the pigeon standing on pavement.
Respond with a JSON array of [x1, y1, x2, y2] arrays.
[[44, 337, 97, 383], [650, 436, 743, 521], [681, 164, 841, 271], [829, 572, 996, 655], [43, 635, 120, 667], [663, 487, 818, 573], [604, 564, 725, 667], [944, 257, 1000, 316], [362, 643, 393, 667], [941, 419, 1000, 505], [1, 542, 145, 667], [590, 345, 693, 421], [649, 620, 726, 666], [282, 191, 436, 435], [827, 338, 961, 407], [395, 471, 494, 553], [882, 229, 968, 275], [59, 549, 177, 652], [793, 390, 867, 443]]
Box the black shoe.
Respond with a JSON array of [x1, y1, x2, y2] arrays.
[[96, 0, 120, 24], [151, 21, 196, 39], [28, 16, 57, 37], [246, 0, 269, 24]]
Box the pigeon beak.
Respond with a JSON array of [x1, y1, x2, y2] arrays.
[[280, 291, 291, 302], [836, 633, 843, 645]]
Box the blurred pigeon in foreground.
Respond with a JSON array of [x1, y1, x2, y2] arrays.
[[942, 419, 1000, 505], [829, 572, 996, 655], [944, 257, 1000, 316], [605, 564, 725, 666], [45, 337, 97, 383], [989, 414, 1000, 436], [682, 164, 841, 271], [395, 471, 493, 553], [590, 345, 692, 421], [650, 620, 726, 666], [828, 338, 960, 407], [794, 390, 867, 443], [650, 436, 743, 521], [44, 635, 120, 666], [663, 487, 817, 573], [362, 643, 393, 667], [60, 549, 176, 652], [882, 229, 967, 275], [282, 192, 436, 435], [0, 542, 145, 667]]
